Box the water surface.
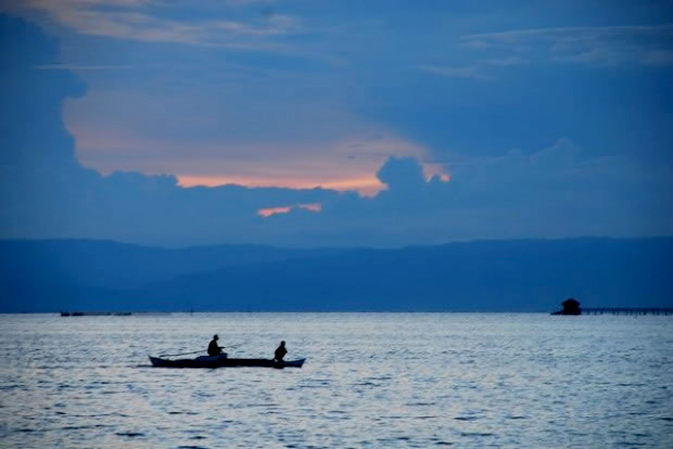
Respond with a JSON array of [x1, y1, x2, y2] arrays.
[[0, 313, 671, 448]]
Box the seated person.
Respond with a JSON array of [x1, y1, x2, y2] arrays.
[[208, 334, 224, 356], [274, 341, 287, 362]]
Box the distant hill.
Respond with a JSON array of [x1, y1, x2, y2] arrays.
[[1, 238, 671, 312], [0, 239, 340, 312]]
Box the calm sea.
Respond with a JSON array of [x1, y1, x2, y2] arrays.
[[0, 313, 671, 448]]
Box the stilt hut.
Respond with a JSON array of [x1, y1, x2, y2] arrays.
[[551, 298, 581, 315]]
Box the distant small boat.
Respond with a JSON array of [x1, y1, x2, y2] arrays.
[[60, 311, 133, 316], [148, 355, 306, 369]]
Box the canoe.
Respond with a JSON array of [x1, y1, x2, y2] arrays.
[[149, 355, 305, 369]]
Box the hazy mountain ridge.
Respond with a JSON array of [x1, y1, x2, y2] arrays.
[[1, 238, 671, 312], [0, 239, 344, 311]]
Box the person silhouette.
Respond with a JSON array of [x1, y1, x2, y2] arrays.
[[274, 341, 287, 362], [208, 334, 223, 356]]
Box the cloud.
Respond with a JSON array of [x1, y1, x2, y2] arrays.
[[0, 15, 332, 242], [376, 156, 426, 192], [419, 64, 491, 81], [242, 137, 672, 246], [62, 75, 436, 196], [640, 50, 673, 66], [309, 140, 672, 245], [65, 99, 434, 196], [224, 0, 277, 5], [484, 56, 524, 67], [258, 202, 321, 218], [36, 64, 133, 70], [0, 14, 86, 170], [461, 24, 673, 67], [2, 15, 671, 248], [5, 0, 302, 50]]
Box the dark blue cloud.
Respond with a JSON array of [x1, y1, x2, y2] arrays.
[[1, 15, 85, 169], [1, 15, 671, 248], [376, 156, 425, 192]]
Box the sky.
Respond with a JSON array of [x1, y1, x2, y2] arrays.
[[0, 0, 672, 247]]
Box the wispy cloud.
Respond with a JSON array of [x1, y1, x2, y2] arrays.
[[224, 0, 277, 6], [484, 56, 525, 67], [635, 50, 673, 66], [257, 202, 321, 218], [8, 0, 303, 51], [36, 63, 133, 70], [2, 0, 353, 65], [419, 64, 492, 81], [461, 24, 673, 67]]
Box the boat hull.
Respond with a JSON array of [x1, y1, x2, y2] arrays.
[[149, 355, 305, 369]]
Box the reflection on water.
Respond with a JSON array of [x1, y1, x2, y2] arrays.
[[0, 313, 672, 448]]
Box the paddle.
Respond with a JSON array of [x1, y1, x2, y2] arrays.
[[158, 349, 204, 358], [159, 345, 239, 358]]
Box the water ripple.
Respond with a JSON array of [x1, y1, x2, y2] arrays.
[[0, 313, 671, 448]]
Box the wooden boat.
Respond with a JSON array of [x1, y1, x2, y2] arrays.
[[149, 354, 305, 369]]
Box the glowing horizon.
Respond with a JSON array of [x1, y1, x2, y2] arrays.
[[177, 163, 450, 196], [177, 174, 387, 196], [67, 120, 445, 197]]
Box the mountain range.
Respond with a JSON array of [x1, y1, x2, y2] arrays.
[[1, 238, 671, 313]]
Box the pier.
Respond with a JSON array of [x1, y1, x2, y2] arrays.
[[552, 298, 673, 316], [582, 308, 673, 316]]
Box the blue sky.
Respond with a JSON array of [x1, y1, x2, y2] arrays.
[[0, 1, 671, 247]]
